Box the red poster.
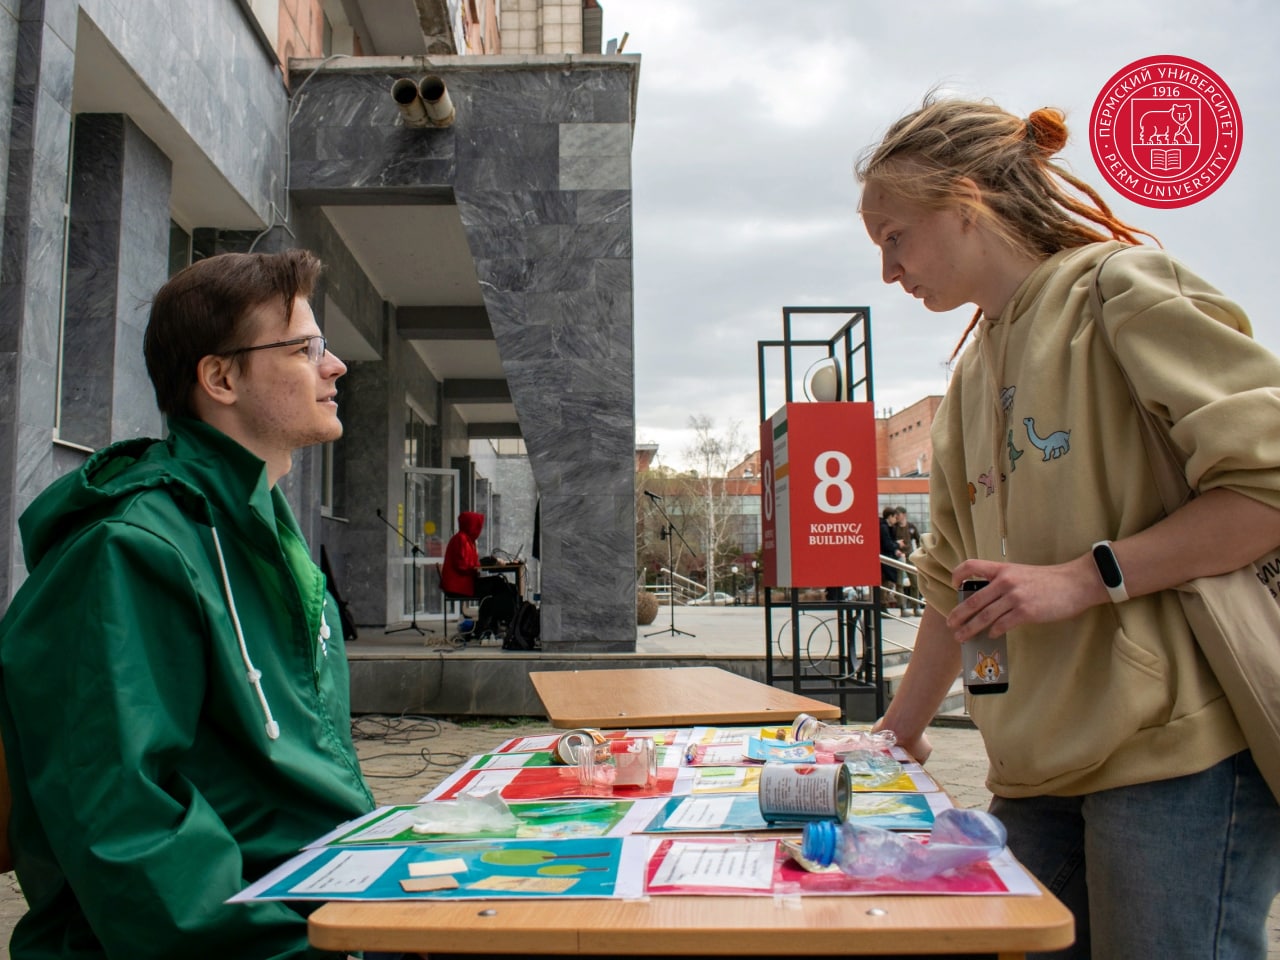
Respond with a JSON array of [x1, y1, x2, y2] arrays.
[[760, 403, 880, 588]]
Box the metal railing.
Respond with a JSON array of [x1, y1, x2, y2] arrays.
[[762, 553, 929, 719], [641, 568, 706, 605], [877, 554, 924, 655]]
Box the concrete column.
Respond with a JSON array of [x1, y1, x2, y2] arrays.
[[0, 0, 76, 602], [62, 113, 170, 451]]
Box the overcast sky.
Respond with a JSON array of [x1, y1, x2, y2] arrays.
[[600, 0, 1277, 471]]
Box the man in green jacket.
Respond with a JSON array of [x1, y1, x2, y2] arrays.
[[0, 250, 375, 958]]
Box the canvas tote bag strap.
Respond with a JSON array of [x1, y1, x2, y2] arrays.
[[1093, 247, 1280, 804], [1088, 248, 1196, 515]]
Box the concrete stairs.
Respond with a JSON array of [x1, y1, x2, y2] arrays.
[[344, 604, 973, 726], [882, 652, 968, 720]]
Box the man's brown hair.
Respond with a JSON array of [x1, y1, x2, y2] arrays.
[[143, 249, 322, 419]]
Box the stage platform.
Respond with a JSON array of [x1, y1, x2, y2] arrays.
[[345, 605, 934, 721]]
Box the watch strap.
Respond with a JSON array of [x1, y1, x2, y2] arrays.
[[1091, 540, 1130, 603]]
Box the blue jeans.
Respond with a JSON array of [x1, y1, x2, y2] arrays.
[[990, 751, 1280, 959]]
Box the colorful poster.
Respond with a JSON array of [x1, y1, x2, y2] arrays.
[[468, 744, 684, 772], [643, 837, 1039, 897], [234, 836, 649, 903], [690, 725, 790, 745], [469, 751, 558, 770], [690, 766, 762, 795], [642, 791, 951, 835], [743, 737, 816, 763], [491, 729, 688, 755], [850, 764, 939, 793], [427, 765, 688, 803], [313, 800, 648, 846], [682, 743, 757, 767], [683, 736, 818, 765]]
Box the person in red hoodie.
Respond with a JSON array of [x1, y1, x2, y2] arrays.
[[442, 511, 513, 636]]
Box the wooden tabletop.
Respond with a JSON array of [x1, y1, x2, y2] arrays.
[[528, 666, 842, 729], [309, 883, 1074, 956]]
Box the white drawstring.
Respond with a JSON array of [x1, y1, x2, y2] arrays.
[[210, 527, 280, 740]]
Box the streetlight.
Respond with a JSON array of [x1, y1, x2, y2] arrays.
[[730, 564, 739, 606], [751, 559, 760, 605]]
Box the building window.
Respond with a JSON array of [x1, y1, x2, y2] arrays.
[[404, 399, 438, 469], [168, 220, 190, 276]]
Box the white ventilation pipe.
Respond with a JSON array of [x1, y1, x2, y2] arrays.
[[418, 75, 455, 128], [390, 76, 455, 128], [391, 77, 428, 127]]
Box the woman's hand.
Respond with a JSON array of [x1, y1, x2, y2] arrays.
[[947, 554, 1105, 642]]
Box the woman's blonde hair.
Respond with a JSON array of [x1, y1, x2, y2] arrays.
[[856, 95, 1156, 355]]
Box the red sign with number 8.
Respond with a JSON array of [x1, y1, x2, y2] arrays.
[[759, 402, 880, 588]]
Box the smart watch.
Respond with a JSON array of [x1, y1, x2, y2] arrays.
[[1091, 540, 1129, 603]]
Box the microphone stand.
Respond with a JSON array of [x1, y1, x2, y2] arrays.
[[643, 493, 696, 638], [376, 508, 424, 635]]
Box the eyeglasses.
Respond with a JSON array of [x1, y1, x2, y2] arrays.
[[224, 335, 328, 364]]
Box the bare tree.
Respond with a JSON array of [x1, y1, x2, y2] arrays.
[[683, 415, 747, 601]]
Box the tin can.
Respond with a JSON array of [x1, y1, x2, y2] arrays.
[[552, 728, 605, 765], [757, 761, 850, 822]]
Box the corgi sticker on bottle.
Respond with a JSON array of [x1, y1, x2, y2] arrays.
[[958, 580, 1010, 695]]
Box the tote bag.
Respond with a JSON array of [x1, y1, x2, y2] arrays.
[[1091, 249, 1280, 803]]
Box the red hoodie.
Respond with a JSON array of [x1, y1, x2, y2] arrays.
[[441, 511, 485, 595]]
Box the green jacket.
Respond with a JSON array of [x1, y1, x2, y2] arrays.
[[0, 418, 374, 958]]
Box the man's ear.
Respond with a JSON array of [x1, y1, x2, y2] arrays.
[[195, 354, 239, 408]]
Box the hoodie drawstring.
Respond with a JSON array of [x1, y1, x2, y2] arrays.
[[979, 318, 1010, 558], [210, 526, 281, 741]]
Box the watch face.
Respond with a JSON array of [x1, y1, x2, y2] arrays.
[[1092, 544, 1124, 588]]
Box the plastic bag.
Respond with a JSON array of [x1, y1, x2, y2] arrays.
[[802, 808, 1007, 881], [410, 790, 521, 835], [840, 748, 904, 788]]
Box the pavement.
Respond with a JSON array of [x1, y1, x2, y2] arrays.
[[349, 599, 926, 661], [1, 607, 1276, 956]]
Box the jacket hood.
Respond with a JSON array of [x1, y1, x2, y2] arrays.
[[19, 419, 269, 570], [458, 511, 485, 539]]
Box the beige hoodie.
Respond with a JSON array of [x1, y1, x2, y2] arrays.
[[913, 240, 1280, 797]]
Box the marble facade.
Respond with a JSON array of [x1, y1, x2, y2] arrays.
[[0, 4, 640, 652], [289, 58, 639, 649]]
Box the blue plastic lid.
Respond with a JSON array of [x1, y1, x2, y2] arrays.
[[801, 819, 838, 866]]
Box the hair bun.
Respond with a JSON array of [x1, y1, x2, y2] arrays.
[[1026, 108, 1068, 156]]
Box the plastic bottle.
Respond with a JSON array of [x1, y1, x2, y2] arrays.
[[790, 714, 897, 755], [957, 579, 1009, 695], [800, 808, 1007, 881]]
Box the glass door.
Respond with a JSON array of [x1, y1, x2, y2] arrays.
[[400, 467, 458, 621]]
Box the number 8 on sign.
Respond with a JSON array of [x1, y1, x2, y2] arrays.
[[813, 451, 854, 514]]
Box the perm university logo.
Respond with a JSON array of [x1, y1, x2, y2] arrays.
[[1089, 55, 1242, 208]]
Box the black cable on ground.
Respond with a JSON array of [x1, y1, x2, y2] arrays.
[[350, 713, 470, 780]]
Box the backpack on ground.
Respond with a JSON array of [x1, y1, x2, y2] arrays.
[[503, 600, 541, 651]]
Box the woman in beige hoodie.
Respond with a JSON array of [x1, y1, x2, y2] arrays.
[[861, 96, 1280, 959]]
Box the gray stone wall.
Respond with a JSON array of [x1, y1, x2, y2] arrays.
[[0, 0, 289, 603], [0, 0, 76, 602], [79, 0, 284, 223], [0, 0, 18, 234], [63, 114, 169, 450], [288, 59, 640, 649]]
